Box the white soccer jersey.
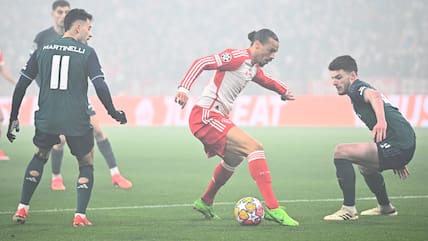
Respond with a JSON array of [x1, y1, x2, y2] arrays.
[[178, 48, 288, 115]]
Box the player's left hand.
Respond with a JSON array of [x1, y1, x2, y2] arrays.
[[7, 119, 20, 143], [281, 90, 295, 101], [110, 110, 127, 124], [175, 91, 189, 109], [393, 166, 410, 180]]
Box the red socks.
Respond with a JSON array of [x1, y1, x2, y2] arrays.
[[248, 150, 279, 209], [201, 150, 279, 209], [201, 161, 234, 205]]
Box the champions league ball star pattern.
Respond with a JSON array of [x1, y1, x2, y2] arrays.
[[234, 197, 265, 225]]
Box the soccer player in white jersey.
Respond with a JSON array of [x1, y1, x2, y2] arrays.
[[175, 29, 299, 226]]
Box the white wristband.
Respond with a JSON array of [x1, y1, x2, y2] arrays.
[[178, 87, 189, 94]]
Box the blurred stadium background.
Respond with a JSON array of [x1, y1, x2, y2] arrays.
[[1, 2, 427, 240], [1, 0, 427, 97]]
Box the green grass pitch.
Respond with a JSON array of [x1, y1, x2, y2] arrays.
[[0, 127, 427, 241]]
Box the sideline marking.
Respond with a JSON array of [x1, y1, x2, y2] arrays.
[[1, 195, 427, 215]]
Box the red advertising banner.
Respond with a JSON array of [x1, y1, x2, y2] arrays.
[[1, 95, 427, 127]]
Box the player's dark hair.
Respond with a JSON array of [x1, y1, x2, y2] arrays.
[[64, 8, 93, 32], [248, 29, 279, 46], [52, 0, 70, 10], [328, 55, 358, 74]]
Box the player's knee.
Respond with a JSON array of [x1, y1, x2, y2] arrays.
[[333, 144, 348, 159], [93, 129, 105, 141], [78, 159, 93, 167], [35, 150, 50, 161], [222, 158, 241, 169], [247, 140, 263, 154]]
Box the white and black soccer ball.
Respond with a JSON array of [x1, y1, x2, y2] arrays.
[[234, 197, 264, 225]]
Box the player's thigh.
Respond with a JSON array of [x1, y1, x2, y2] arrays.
[[65, 128, 95, 166], [225, 126, 262, 158], [334, 142, 379, 169], [33, 129, 61, 159]]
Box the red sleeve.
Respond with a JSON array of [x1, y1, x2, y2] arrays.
[[252, 67, 288, 95], [178, 48, 248, 90], [0, 49, 4, 65]]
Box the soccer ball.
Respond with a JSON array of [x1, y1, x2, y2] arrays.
[[234, 197, 264, 225]]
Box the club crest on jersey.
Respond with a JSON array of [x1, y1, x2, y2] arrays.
[[221, 53, 232, 63]]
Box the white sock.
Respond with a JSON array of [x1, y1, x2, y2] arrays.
[[110, 167, 120, 176], [52, 174, 62, 180], [75, 213, 86, 218], [18, 203, 29, 212], [342, 205, 357, 213], [378, 203, 393, 210]]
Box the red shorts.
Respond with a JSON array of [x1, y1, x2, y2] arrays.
[[189, 105, 235, 158]]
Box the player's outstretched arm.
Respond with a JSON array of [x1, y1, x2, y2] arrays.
[[175, 87, 189, 109], [8, 75, 33, 142], [280, 90, 295, 101], [92, 78, 127, 124], [7, 119, 19, 142]]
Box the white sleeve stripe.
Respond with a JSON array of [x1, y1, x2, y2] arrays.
[[214, 54, 222, 66], [231, 49, 248, 57], [20, 71, 33, 81], [181, 56, 216, 89], [91, 74, 104, 81]]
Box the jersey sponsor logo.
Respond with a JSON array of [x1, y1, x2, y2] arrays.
[[221, 53, 232, 62]]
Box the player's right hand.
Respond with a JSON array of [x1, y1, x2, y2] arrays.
[[393, 166, 410, 180], [175, 91, 189, 109], [7, 119, 20, 143], [110, 110, 127, 124]]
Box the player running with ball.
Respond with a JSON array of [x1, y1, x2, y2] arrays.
[[175, 28, 299, 226]]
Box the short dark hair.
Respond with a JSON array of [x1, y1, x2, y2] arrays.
[[248, 29, 279, 45], [328, 55, 358, 74], [64, 8, 93, 32], [52, 0, 70, 10]]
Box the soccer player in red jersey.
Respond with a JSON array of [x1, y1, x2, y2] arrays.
[[0, 48, 16, 161], [175, 29, 299, 226]]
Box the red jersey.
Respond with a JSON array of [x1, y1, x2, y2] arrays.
[[178, 48, 288, 115], [0, 48, 4, 65]]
